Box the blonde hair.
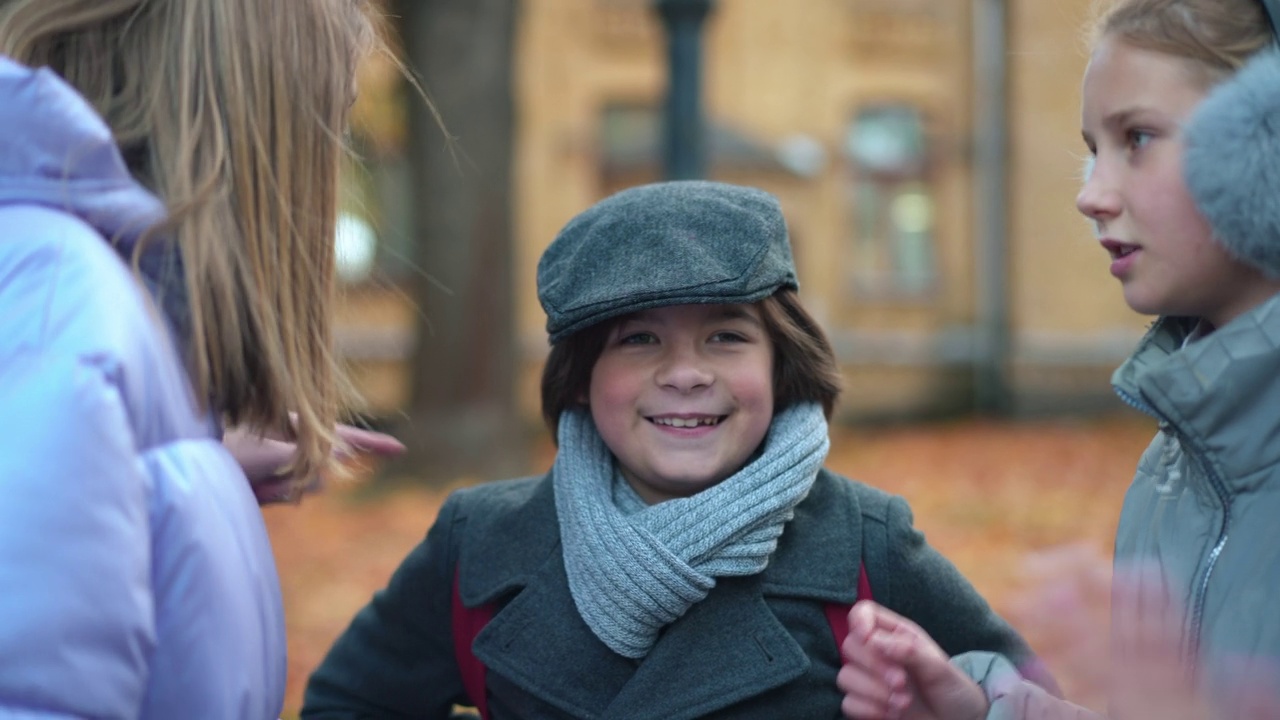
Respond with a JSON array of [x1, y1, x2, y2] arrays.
[[0, 0, 380, 490], [1091, 0, 1273, 85]]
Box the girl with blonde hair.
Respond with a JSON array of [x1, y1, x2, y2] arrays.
[[0, 0, 396, 716], [838, 0, 1280, 718]]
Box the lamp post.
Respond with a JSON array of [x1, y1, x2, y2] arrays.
[[972, 0, 1011, 414], [653, 0, 715, 180]]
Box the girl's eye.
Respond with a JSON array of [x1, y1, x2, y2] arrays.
[[1125, 128, 1153, 151], [710, 331, 748, 343]]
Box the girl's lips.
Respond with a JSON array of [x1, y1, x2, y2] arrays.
[[1100, 239, 1140, 278], [1109, 250, 1139, 278], [1099, 238, 1140, 258]]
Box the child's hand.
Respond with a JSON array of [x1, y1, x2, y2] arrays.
[[331, 423, 408, 462], [225, 422, 405, 505], [1008, 543, 1113, 707], [837, 600, 987, 720], [1105, 566, 1278, 720], [1104, 564, 1196, 720]]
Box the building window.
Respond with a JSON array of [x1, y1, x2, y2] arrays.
[[844, 104, 935, 298], [597, 103, 662, 193], [594, 0, 658, 47]]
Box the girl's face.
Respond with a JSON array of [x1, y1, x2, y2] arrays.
[[588, 303, 775, 504], [1077, 37, 1279, 328]]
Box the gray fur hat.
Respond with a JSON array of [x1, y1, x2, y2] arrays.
[[536, 180, 798, 344], [1183, 2, 1280, 278]]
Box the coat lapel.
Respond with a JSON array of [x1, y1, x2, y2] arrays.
[[758, 468, 864, 604], [460, 470, 867, 719], [472, 552, 817, 719], [472, 551, 640, 718], [601, 576, 811, 719]]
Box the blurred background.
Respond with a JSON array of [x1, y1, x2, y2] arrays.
[[269, 0, 1153, 715]]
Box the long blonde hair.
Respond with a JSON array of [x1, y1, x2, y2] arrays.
[[1091, 0, 1272, 84], [0, 0, 378, 489]]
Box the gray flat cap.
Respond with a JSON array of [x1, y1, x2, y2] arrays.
[[537, 180, 798, 343]]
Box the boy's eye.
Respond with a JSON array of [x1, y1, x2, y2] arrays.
[[619, 332, 657, 345]]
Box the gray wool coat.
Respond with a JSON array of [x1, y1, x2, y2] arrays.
[[303, 468, 1047, 719]]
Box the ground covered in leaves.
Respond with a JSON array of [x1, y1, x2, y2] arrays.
[[265, 412, 1154, 717]]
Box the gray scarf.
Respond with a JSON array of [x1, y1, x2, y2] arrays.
[[554, 402, 830, 658]]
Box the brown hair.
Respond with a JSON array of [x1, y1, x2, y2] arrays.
[[1091, 0, 1272, 85], [0, 0, 381, 490], [540, 289, 843, 444]]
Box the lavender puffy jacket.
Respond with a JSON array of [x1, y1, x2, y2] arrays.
[[0, 58, 286, 718]]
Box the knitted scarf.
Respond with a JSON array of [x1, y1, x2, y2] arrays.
[[553, 402, 830, 658]]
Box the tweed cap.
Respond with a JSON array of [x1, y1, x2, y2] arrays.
[[537, 180, 798, 343]]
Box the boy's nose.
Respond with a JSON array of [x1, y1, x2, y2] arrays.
[[654, 347, 714, 392]]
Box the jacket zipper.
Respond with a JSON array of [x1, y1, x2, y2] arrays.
[[1113, 387, 1232, 662]]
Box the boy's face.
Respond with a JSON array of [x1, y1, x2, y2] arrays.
[[1077, 37, 1278, 328], [588, 303, 774, 504]]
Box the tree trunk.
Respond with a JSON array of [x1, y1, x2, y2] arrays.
[[387, 0, 527, 484]]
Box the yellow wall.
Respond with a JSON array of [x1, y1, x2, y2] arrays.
[[508, 0, 1142, 420], [1007, 0, 1149, 364], [343, 0, 1147, 420]]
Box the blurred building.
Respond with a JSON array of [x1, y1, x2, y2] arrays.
[[338, 0, 1147, 425]]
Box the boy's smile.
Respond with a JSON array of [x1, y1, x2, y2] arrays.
[[649, 414, 723, 429], [588, 303, 774, 504]]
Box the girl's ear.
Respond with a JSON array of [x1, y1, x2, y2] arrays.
[[1184, 48, 1280, 277]]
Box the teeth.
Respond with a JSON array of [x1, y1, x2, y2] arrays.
[[653, 416, 721, 428]]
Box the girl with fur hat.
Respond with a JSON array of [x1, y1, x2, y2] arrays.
[[303, 180, 1056, 718], [837, 1, 1280, 718], [0, 0, 398, 716]]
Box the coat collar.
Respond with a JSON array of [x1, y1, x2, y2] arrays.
[[1113, 293, 1280, 490], [456, 470, 865, 719], [457, 469, 864, 607]]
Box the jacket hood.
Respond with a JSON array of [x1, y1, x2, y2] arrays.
[[0, 57, 192, 343], [1112, 293, 1280, 488], [0, 56, 165, 247]]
